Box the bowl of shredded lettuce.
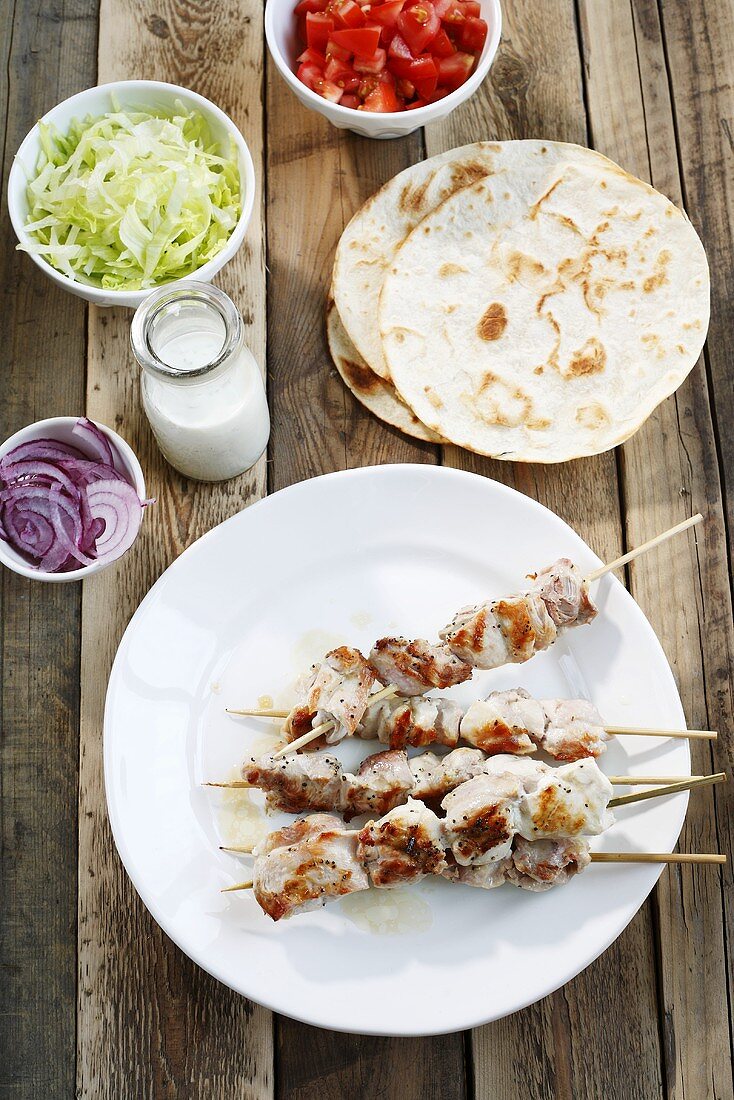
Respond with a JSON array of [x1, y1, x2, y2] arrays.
[[8, 80, 255, 307]]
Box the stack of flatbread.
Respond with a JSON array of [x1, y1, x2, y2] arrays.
[[328, 140, 709, 462]]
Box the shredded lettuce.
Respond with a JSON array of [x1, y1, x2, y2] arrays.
[[19, 102, 241, 290]]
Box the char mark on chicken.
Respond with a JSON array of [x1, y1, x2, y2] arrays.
[[441, 774, 523, 866], [357, 798, 447, 887], [357, 695, 463, 749], [460, 688, 545, 755], [439, 593, 557, 670], [369, 637, 473, 696]]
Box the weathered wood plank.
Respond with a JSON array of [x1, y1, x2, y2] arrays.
[[427, 2, 663, 1096], [265, 42, 466, 1100], [578, 0, 734, 1093], [0, 1, 97, 1096], [76, 3, 273, 1097]]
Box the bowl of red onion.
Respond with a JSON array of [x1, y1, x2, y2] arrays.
[[0, 416, 149, 582]]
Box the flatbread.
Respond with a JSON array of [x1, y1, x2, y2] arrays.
[[333, 142, 503, 379], [326, 299, 443, 443], [379, 140, 709, 463]]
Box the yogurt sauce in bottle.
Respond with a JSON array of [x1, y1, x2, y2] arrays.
[[131, 282, 269, 481]]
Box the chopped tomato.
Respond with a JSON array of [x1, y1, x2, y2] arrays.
[[340, 92, 361, 108], [462, 1, 481, 15], [370, 0, 406, 26], [330, 0, 367, 26], [430, 27, 455, 55], [396, 77, 416, 98], [330, 25, 381, 53], [295, 0, 328, 12], [325, 56, 359, 85], [354, 47, 387, 71], [405, 97, 428, 109], [306, 11, 335, 51], [298, 46, 328, 65], [397, 2, 440, 53], [388, 51, 437, 81], [325, 36, 351, 58], [459, 15, 487, 53], [388, 31, 413, 59], [439, 1, 467, 23], [312, 75, 345, 101], [361, 81, 400, 111], [436, 50, 474, 87]]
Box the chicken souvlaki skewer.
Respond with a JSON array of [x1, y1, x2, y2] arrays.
[[218, 793, 725, 921], [232, 515, 705, 757], [209, 745, 724, 822], [231, 685, 716, 763]]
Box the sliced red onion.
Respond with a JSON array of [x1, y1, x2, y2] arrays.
[[0, 418, 148, 575], [86, 479, 143, 564], [71, 417, 115, 467]]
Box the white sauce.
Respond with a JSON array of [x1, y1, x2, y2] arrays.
[[140, 304, 270, 482]]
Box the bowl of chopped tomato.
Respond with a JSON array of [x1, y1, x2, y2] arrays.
[[265, 0, 501, 138]]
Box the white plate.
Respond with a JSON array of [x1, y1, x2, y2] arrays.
[[105, 465, 689, 1036]]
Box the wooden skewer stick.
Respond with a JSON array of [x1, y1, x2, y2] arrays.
[[220, 845, 255, 853], [607, 775, 704, 785], [609, 771, 726, 808], [586, 513, 702, 583], [226, 707, 288, 718], [606, 725, 716, 739], [271, 685, 399, 758], [205, 781, 254, 789], [221, 880, 253, 892], [591, 852, 726, 864]]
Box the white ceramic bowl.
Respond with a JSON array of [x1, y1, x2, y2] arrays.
[[265, 0, 501, 139], [8, 80, 256, 308], [0, 417, 146, 583]]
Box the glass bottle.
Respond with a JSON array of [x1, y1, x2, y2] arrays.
[[131, 282, 269, 482]]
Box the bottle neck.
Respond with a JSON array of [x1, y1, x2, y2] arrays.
[[131, 282, 243, 387]]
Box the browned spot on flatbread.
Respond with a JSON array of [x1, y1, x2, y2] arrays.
[[449, 160, 493, 191], [340, 356, 381, 394], [471, 372, 533, 428], [643, 249, 672, 292], [477, 302, 507, 341], [424, 386, 443, 409], [565, 337, 607, 377], [398, 172, 434, 215], [529, 176, 564, 219], [576, 403, 610, 430], [439, 262, 468, 277], [506, 251, 545, 282]]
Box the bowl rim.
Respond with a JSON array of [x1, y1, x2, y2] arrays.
[[0, 415, 147, 582], [7, 79, 256, 305], [264, 0, 502, 126]]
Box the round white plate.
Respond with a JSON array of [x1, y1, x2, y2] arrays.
[[105, 465, 689, 1036]]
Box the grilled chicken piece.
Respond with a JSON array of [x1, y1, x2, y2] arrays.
[[460, 688, 544, 754], [480, 754, 552, 790], [539, 698, 609, 761], [517, 759, 614, 839], [507, 836, 591, 892], [242, 752, 345, 815], [357, 798, 447, 887], [357, 695, 463, 748], [283, 646, 375, 747], [440, 593, 558, 670], [441, 774, 524, 866], [530, 558, 597, 627], [369, 637, 473, 696], [411, 747, 487, 804], [441, 854, 513, 889], [343, 749, 414, 819], [252, 814, 369, 920]]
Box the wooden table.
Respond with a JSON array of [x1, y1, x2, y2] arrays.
[[1, 1, 732, 1096]]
